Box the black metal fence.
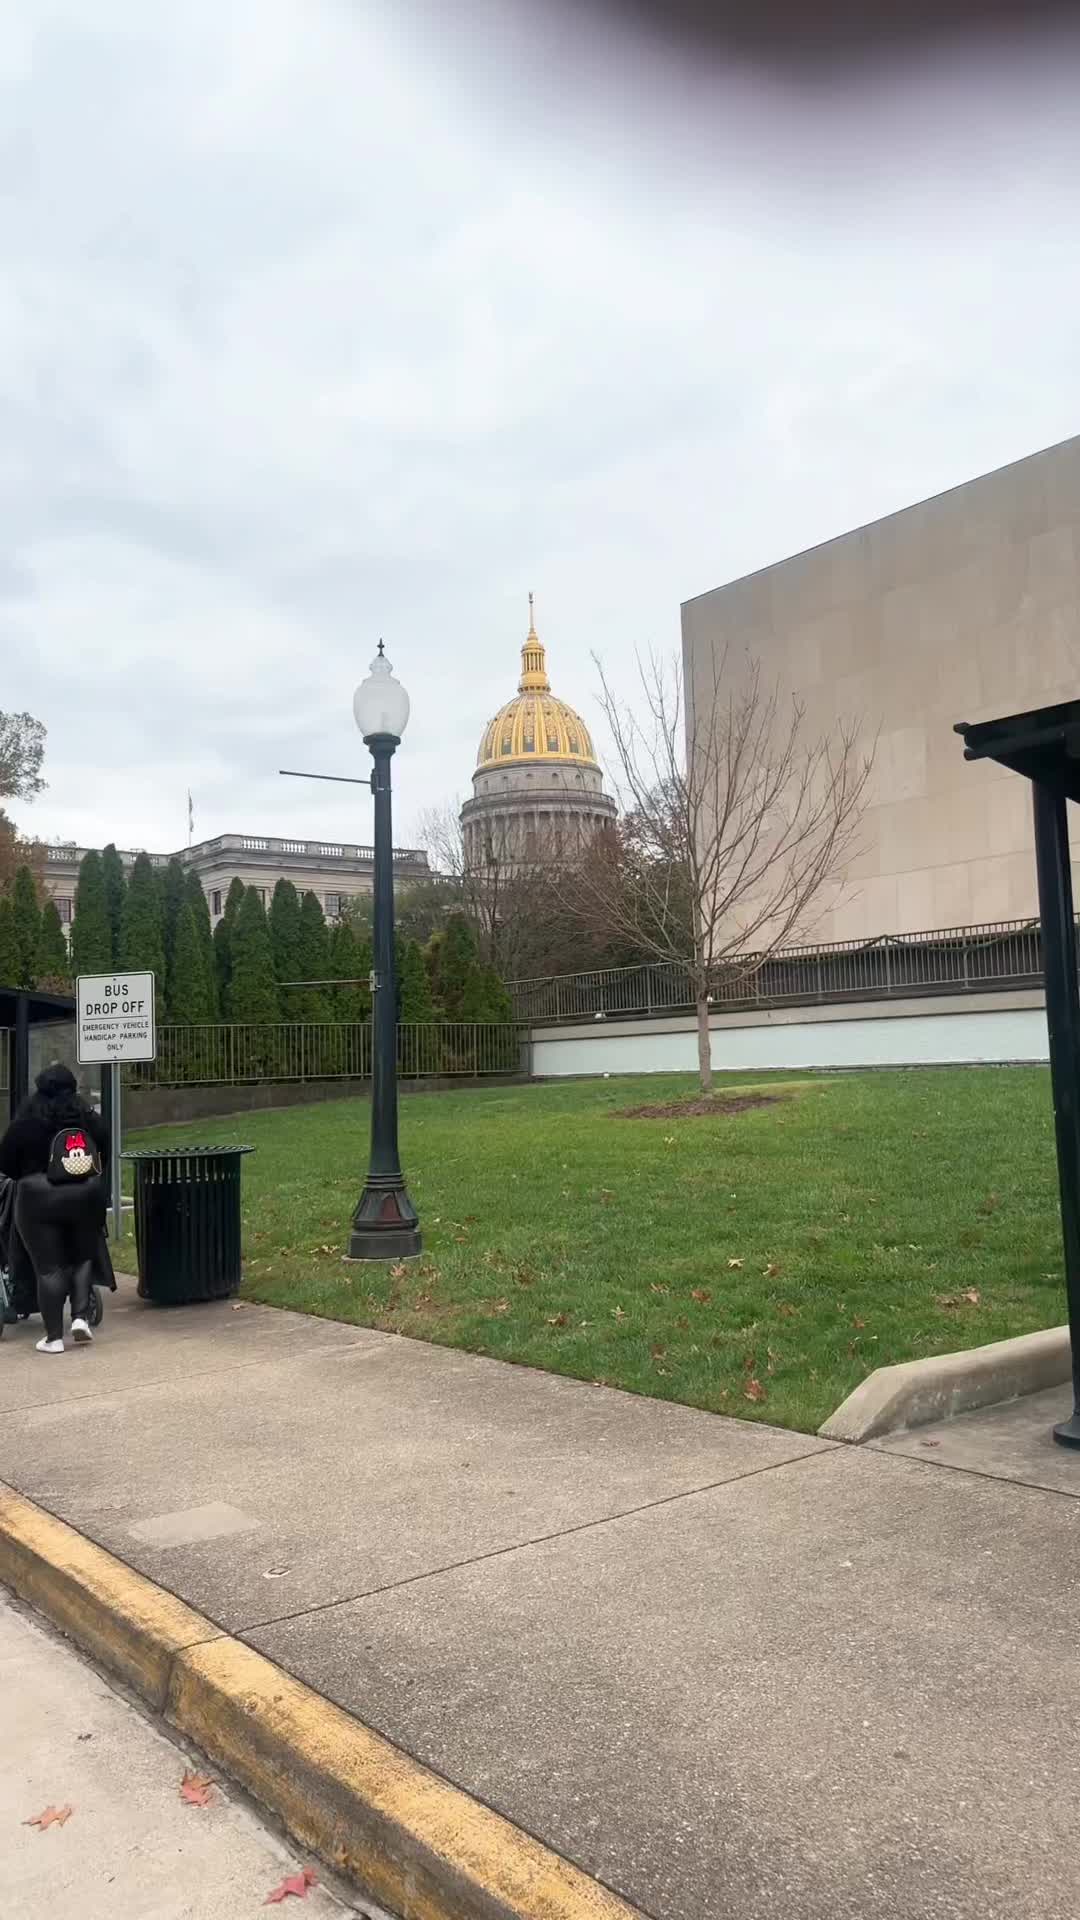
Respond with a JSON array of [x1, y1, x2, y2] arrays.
[[510, 918, 1045, 1025], [134, 1021, 526, 1088]]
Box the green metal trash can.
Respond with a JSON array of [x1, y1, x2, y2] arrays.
[[124, 1146, 254, 1305]]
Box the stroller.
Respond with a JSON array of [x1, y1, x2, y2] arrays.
[[0, 1173, 109, 1338]]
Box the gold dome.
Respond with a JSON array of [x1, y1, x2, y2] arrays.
[[476, 596, 598, 771]]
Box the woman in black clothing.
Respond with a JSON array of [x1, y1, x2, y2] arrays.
[[0, 1064, 110, 1353]]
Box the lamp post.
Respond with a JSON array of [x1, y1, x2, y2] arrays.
[[346, 643, 421, 1262]]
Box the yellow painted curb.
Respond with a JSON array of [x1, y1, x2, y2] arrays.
[[0, 1481, 644, 1920], [0, 1482, 220, 1707]]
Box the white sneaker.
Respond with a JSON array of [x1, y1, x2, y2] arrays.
[[71, 1318, 94, 1345], [36, 1337, 64, 1355]]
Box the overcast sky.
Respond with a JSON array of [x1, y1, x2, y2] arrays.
[[4, 1, 1080, 856]]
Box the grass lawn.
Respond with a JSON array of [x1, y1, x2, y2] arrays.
[[127, 1067, 1065, 1433]]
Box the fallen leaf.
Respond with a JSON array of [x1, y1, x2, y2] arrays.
[[24, 1806, 73, 1832], [727, 1257, 743, 1270], [762, 1261, 782, 1278], [690, 1288, 712, 1304], [490, 1299, 510, 1315], [935, 1289, 981, 1310], [612, 1305, 626, 1321], [649, 1283, 670, 1295], [546, 1312, 569, 1327], [744, 1378, 767, 1403], [650, 1343, 667, 1359], [851, 1315, 866, 1330], [963, 1288, 981, 1305], [920, 1439, 942, 1448], [675, 1315, 690, 1332], [389, 1263, 408, 1279], [264, 1868, 319, 1904], [180, 1771, 216, 1808]]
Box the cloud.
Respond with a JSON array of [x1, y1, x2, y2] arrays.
[[3, 0, 1080, 858]]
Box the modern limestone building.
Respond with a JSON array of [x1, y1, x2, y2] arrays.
[[42, 833, 431, 929], [681, 434, 1080, 947], [460, 597, 617, 869]]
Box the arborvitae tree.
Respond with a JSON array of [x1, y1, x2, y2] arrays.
[[328, 918, 371, 1022], [227, 886, 280, 1025], [0, 896, 19, 986], [12, 864, 41, 988], [168, 902, 214, 1025], [296, 891, 330, 1019], [121, 851, 166, 1014], [37, 898, 71, 989], [161, 857, 188, 1010], [460, 962, 513, 1024], [71, 850, 113, 976], [101, 843, 127, 966], [430, 911, 478, 1017], [213, 876, 246, 1008], [184, 869, 218, 1019], [269, 879, 303, 1017], [400, 936, 437, 1023]]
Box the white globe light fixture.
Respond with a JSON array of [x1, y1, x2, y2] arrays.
[[353, 642, 410, 742]]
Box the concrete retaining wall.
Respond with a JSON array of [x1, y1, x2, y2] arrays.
[[127, 1074, 527, 1130], [530, 990, 1048, 1078]]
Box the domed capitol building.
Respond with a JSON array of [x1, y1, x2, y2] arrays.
[[460, 597, 617, 870]]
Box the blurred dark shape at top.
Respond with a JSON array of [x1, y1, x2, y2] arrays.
[[546, 0, 1077, 66]]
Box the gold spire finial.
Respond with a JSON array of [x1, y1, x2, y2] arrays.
[[518, 590, 549, 693]]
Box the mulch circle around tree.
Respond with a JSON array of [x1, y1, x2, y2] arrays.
[[614, 1093, 787, 1119]]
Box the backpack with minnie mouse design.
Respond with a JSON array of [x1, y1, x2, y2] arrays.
[[46, 1127, 102, 1185]]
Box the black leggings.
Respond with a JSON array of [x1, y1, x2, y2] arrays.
[[14, 1176, 105, 1343]]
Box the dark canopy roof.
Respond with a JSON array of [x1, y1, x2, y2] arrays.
[[955, 698, 1080, 802], [0, 987, 75, 1030]]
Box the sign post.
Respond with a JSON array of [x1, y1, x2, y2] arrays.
[[76, 973, 156, 1243]]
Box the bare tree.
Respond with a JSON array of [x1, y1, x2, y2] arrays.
[[566, 647, 874, 1092], [415, 798, 624, 983]]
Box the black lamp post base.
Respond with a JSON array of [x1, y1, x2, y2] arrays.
[[345, 1178, 422, 1263], [1052, 1411, 1080, 1450]]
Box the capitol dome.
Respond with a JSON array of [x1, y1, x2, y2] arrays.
[[460, 597, 617, 872], [475, 603, 599, 771]]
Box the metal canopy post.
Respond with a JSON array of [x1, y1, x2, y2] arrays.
[[1031, 779, 1080, 1447], [956, 698, 1080, 1452]]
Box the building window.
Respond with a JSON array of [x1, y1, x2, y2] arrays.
[[55, 896, 72, 924], [325, 892, 349, 919], [253, 887, 267, 907], [211, 889, 222, 917]]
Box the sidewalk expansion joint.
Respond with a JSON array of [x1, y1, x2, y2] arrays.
[[238, 1441, 839, 1635], [865, 1438, 1080, 1504]]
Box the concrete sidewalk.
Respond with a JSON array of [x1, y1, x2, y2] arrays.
[[1, 1588, 357, 1919], [3, 1280, 1079, 1920]]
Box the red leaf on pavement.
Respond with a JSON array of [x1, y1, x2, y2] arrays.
[[179, 1770, 216, 1807], [265, 1868, 319, 1903], [24, 1805, 73, 1831], [744, 1378, 767, 1403]]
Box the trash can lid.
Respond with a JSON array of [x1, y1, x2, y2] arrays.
[[121, 1145, 256, 1159]]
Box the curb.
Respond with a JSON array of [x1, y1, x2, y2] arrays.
[[0, 1483, 644, 1920], [818, 1324, 1072, 1443]]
